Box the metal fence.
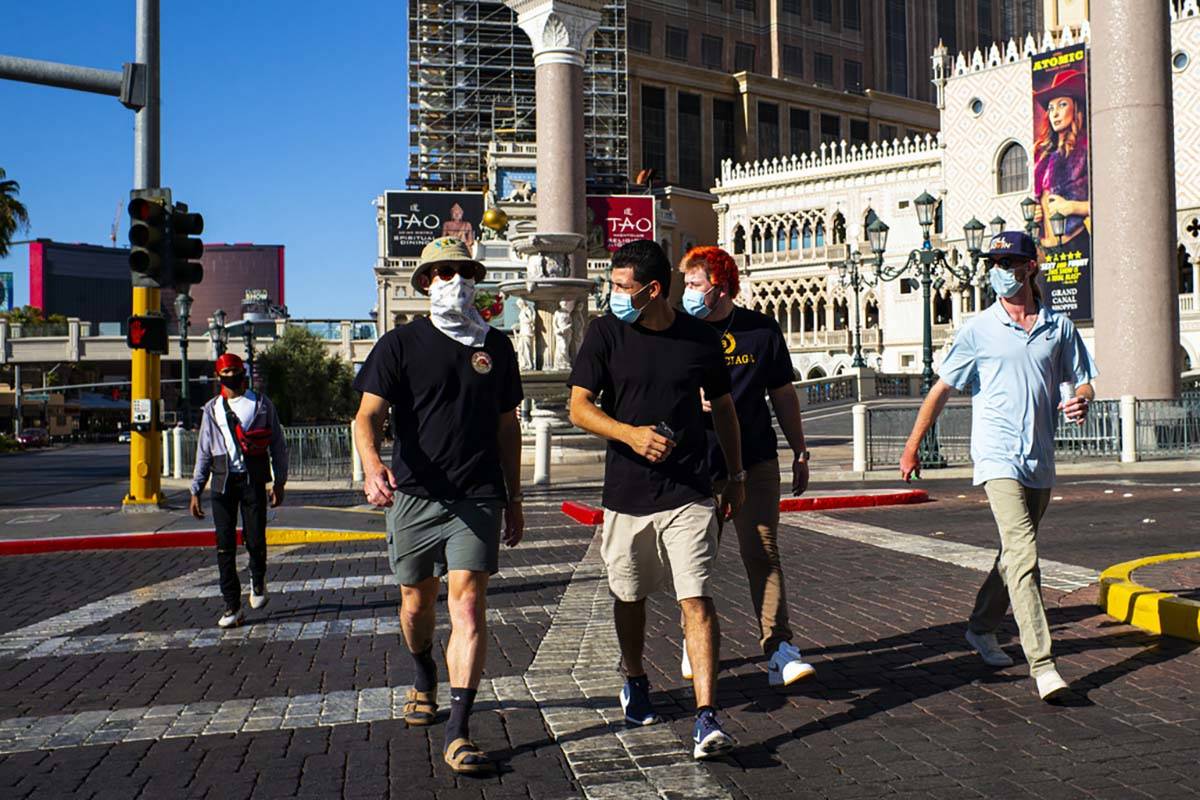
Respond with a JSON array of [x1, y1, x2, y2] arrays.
[[802, 375, 856, 406], [864, 400, 1125, 470], [176, 424, 354, 483], [1135, 397, 1200, 460]]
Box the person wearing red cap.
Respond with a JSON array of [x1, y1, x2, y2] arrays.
[[190, 352, 289, 629]]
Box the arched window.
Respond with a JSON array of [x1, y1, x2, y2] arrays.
[[802, 221, 813, 249], [815, 221, 826, 247], [751, 229, 761, 253], [764, 226, 775, 252], [832, 212, 846, 244], [789, 223, 800, 251], [776, 226, 787, 251], [733, 225, 746, 254], [997, 142, 1028, 194]]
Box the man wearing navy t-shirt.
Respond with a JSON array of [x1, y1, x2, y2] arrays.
[[353, 237, 524, 775], [568, 240, 745, 761], [678, 246, 816, 689]]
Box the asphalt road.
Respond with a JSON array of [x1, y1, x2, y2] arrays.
[[0, 444, 146, 509]]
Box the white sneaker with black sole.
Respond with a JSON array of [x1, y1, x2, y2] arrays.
[[965, 629, 1014, 667], [218, 607, 244, 629], [249, 581, 268, 610], [1036, 669, 1070, 701], [767, 641, 816, 687]]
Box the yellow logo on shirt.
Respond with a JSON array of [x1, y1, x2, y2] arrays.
[[722, 333, 736, 354], [721, 332, 755, 366]]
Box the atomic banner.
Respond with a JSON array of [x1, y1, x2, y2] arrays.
[[1031, 43, 1092, 321]]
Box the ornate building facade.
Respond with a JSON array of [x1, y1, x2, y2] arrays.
[[713, 4, 1200, 379]]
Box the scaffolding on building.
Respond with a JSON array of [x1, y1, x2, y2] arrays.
[[408, 0, 628, 193]]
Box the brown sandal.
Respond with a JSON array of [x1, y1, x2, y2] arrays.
[[443, 737, 493, 775], [402, 687, 437, 726]]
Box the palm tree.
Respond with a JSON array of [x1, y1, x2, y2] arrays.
[[0, 167, 31, 259]]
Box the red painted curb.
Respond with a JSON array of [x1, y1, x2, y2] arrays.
[[779, 489, 929, 512], [561, 501, 604, 526], [561, 489, 930, 526], [0, 529, 245, 556]]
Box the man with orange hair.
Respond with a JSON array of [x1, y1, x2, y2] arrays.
[[679, 245, 815, 687]]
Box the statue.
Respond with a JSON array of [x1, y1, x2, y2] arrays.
[[516, 297, 537, 372], [505, 179, 535, 203], [552, 299, 576, 370]]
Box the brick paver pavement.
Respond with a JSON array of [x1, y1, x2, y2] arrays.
[[1, 488, 1198, 799]]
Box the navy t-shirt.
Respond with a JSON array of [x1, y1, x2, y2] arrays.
[[704, 308, 796, 478], [353, 316, 523, 501], [568, 311, 732, 515]]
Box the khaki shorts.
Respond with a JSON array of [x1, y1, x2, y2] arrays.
[[600, 500, 718, 602]]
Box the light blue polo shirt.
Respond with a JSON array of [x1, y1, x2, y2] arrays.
[[938, 301, 1098, 488]]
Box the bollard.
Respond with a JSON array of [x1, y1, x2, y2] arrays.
[[1120, 394, 1138, 463], [161, 430, 170, 477], [533, 419, 552, 486], [852, 403, 868, 473], [350, 421, 364, 483], [172, 426, 184, 479]]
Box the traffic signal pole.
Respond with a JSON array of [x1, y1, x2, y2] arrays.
[[124, 0, 163, 510]]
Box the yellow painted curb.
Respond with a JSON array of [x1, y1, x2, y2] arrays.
[[265, 528, 384, 545], [1099, 551, 1200, 643]]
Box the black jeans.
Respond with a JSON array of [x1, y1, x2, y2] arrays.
[[212, 474, 268, 609]]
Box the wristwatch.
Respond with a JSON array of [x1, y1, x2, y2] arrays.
[[796, 450, 812, 463], [728, 469, 747, 483]]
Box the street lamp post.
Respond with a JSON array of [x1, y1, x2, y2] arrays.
[[836, 243, 884, 369], [1020, 196, 1039, 238], [208, 308, 228, 359], [868, 191, 984, 468], [174, 292, 193, 428]]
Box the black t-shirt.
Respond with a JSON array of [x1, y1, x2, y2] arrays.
[[704, 307, 796, 478], [353, 317, 523, 501], [568, 311, 732, 515]]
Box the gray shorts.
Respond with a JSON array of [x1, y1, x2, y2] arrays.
[[385, 492, 505, 585]]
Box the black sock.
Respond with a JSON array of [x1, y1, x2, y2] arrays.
[[444, 687, 477, 748], [411, 646, 437, 693], [628, 674, 650, 690]]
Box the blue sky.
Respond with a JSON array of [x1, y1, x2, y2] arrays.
[[1, 2, 408, 319]]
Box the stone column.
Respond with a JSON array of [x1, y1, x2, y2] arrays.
[[1091, 0, 1180, 399], [507, 0, 601, 280]]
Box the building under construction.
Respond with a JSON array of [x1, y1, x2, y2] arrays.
[[407, 0, 628, 193]]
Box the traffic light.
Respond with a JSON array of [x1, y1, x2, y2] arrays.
[[168, 202, 204, 289], [128, 193, 169, 287], [126, 314, 169, 353]]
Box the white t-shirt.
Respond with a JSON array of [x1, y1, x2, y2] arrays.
[[215, 391, 258, 473]]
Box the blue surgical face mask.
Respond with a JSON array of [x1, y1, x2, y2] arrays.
[[989, 266, 1024, 299], [610, 283, 651, 323], [682, 286, 715, 319]]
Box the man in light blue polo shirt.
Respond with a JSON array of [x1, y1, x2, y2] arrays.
[[900, 231, 1097, 702]]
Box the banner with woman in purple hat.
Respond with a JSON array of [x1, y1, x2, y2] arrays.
[[1031, 43, 1093, 320]]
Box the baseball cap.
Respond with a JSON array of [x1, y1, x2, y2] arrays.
[[411, 237, 487, 295], [985, 231, 1038, 262]]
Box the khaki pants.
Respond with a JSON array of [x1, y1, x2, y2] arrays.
[[714, 458, 793, 655], [601, 500, 718, 602], [969, 478, 1055, 676]]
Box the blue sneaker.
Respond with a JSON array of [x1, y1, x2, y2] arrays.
[[692, 709, 733, 760], [619, 678, 661, 727]]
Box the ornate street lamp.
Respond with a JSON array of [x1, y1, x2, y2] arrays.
[[963, 217, 987, 255], [1049, 211, 1067, 246], [208, 308, 228, 359], [1020, 196, 1038, 237], [989, 215, 1007, 239], [175, 292, 193, 428], [869, 193, 984, 468], [835, 234, 885, 369]]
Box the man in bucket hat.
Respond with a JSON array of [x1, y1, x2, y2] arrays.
[[190, 352, 288, 629], [353, 237, 524, 775], [899, 231, 1097, 701]]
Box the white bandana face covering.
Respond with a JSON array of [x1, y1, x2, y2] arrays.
[[429, 274, 489, 347]]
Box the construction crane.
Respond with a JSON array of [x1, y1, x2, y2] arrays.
[[110, 200, 122, 245]]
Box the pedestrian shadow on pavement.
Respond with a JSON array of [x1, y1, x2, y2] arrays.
[[710, 600, 1195, 764]]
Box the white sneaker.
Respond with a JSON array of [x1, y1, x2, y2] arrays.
[[681, 642, 693, 681], [965, 629, 1014, 667], [249, 580, 268, 610], [1036, 669, 1070, 701], [218, 607, 244, 629], [767, 641, 815, 687]]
